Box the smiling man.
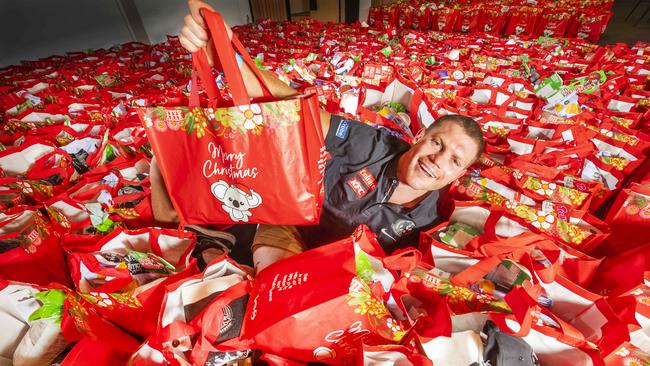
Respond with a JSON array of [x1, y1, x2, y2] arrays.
[[153, 0, 485, 271]]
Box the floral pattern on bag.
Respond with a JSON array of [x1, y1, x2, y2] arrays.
[[598, 154, 630, 171], [610, 116, 634, 129], [142, 99, 302, 139], [1, 210, 52, 254], [456, 176, 508, 206], [622, 192, 650, 219], [405, 267, 511, 314], [81, 291, 142, 310], [611, 345, 650, 366], [456, 175, 594, 246], [504, 200, 592, 246], [346, 277, 407, 342], [521, 176, 589, 208]]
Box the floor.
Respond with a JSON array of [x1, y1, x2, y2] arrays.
[[598, 0, 650, 45]]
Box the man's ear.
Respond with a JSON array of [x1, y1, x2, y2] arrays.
[[413, 127, 427, 143]]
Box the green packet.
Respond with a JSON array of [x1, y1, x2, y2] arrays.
[[566, 70, 607, 95], [123, 249, 176, 275], [439, 222, 480, 249], [534, 72, 563, 100]]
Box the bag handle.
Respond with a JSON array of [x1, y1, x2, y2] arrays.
[[191, 9, 272, 107], [383, 248, 422, 273], [191, 49, 221, 107]]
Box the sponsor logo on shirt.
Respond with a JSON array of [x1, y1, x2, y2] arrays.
[[335, 120, 350, 139], [347, 177, 367, 198], [358, 168, 376, 190], [391, 219, 415, 237]]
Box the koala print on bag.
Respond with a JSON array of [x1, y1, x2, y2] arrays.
[[211, 180, 262, 222]]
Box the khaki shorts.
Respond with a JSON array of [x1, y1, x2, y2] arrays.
[[252, 224, 306, 255]]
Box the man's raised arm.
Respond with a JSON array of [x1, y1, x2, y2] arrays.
[[180, 0, 331, 136]]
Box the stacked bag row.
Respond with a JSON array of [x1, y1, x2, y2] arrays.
[[0, 9, 648, 366], [368, 0, 614, 42]]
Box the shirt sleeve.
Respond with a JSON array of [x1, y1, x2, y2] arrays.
[[325, 115, 407, 169]]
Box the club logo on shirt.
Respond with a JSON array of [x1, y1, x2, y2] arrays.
[[358, 168, 376, 190], [391, 219, 415, 237], [347, 177, 367, 198], [335, 120, 350, 139]]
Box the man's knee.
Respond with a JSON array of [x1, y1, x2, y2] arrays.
[[251, 225, 304, 273], [252, 245, 297, 273]]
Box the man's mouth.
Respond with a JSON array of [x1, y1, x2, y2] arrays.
[[418, 160, 438, 179]]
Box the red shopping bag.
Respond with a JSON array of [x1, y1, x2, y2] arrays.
[[59, 288, 143, 365], [431, 7, 459, 33], [67, 227, 198, 338], [131, 256, 251, 366], [533, 12, 573, 38], [436, 201, 604, 287], [605, 343, 650, 366], [489, 291, 606, 366], [567, 11, 613, 42], [479, 7, 507, 35], [60, 338, 133, 366], [589, 242, 650, 296], [454, 6, 481, 34], [504, 7, 540, 37], [0, 206, 71, 287], [0, 140, 74, 199], [138, 10, 325, 225], [592, 183, 650, 257], [357, 77, 430, 138], [241, 226, 402, 364]]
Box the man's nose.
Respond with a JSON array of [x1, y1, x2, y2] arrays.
[[428, 152, 444, 168], [429, 152, 448, 170]]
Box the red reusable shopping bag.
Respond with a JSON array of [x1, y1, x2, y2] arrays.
[[0, 206, 71, 287], [138, 10, 325, 225], [241, 226, 403, 364], [67, 227, 198, 338]]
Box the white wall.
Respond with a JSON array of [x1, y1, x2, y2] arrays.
[[359, 0, 371, 23], [1, 0, 252, 67], [135, 0, 252, 44], [0, 0, 132, 67]]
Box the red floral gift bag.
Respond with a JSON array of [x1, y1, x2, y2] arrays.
[[138, 10, 325, 225]]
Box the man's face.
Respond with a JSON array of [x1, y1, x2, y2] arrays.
[[398, 121, 479, 191]]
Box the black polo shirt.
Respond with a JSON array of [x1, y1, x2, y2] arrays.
[[296, 115, 442, 253]]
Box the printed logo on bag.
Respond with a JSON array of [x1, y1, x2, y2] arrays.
[[211, 181, 262, 222], [318, 321, 371, 361], [555, 204, 569, 221], [336, 120, 350, 139], [318, 147, 330, 185], [26, 229, 42, 246], [164, 109, 184, 123], [358, 168, 377, 190], [347, 177, 367, 198]]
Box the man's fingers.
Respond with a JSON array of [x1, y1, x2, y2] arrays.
[[185, 14, 209, 41], [180, 26, 206, 49], [188, 0, 214, 28], [179, 35, 199, 53]]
